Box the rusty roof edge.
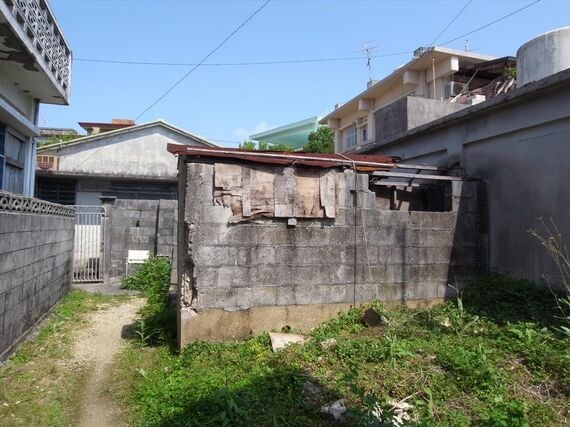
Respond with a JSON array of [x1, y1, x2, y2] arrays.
[[166, 144, 396, 167]]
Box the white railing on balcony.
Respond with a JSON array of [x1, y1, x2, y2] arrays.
[[3, 0, 71, 98]]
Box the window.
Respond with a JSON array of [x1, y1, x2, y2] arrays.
[[36, 178, 77, 205], [362, 128, 368, 143], [4, 131, 26, 194], [344, 126, 357, 149]]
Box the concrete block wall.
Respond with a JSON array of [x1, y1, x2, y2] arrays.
[[178, 162, 483, 344], [0, 211, 74, 359], [102, 198, 177, 282]]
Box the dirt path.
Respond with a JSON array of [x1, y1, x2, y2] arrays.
[[73, 298, 143, 427]]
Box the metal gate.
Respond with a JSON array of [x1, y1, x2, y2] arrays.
[[73, 205, 105, 282]]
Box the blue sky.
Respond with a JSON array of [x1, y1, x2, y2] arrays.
[[44, 0, 570, 146]]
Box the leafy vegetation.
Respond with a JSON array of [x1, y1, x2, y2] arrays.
[[304, 126, 334, 154], [0, 290, 129, 427], [112, 276, 569, 426], [238, 140, 295, 152], [38, 133, 81, 147], [121, 256, 176, 347]]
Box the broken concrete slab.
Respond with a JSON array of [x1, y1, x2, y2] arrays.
[[268, 332, 308, 351], [321, 399, 347, 420]]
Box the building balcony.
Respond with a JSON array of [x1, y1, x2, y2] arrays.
[[0, 0, 71, 104], [371, 96, 468, 148]]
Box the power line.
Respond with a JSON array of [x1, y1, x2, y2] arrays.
[[135, 0, 271, 121], [74, 51, 413, 67], [429, 0, 473, 46], [438, 0, 542, 47]]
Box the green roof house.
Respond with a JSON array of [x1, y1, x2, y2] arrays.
[[249, 116, 320, 149]]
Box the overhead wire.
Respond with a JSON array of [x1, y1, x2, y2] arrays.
[[429, 0, 473, 46], [134, 0, 271, 121], [438, 0, 542, 47], [73, 51, 413, 67]]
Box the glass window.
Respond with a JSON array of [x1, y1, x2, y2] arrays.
[[362, 127, 368, 143], [344, 126, 357, 149], [3, 131, 26, 194]]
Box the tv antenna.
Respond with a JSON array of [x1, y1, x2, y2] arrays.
[[355, 41, 378, 82]]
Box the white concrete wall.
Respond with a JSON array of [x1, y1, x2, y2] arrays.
[[41, 125, 203, 179]]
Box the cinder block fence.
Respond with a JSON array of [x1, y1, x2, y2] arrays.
[[0, 192, 74, 360]]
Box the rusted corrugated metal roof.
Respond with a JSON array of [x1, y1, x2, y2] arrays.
[[167, 144, 397, 171]]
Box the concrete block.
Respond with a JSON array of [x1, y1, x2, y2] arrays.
[[196, 287, 238, 310], [253, 266, 294, 286], [237, 286, 277, 308], [276, 285, 296, 305], [202, 205, 232, 225], [195, 246, 237, 266], [209, 266, 251, 288], [356, 174, 369, 191]]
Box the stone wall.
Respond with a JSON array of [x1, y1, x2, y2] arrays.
[[102, 198, 177, 282], [178, 161, 483, 345], [0, 192, 74, 359]]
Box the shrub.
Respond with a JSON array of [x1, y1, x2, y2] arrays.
[[121, 257, 175, 346]]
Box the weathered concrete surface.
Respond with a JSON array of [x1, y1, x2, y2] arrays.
[[177, 161, 482, 346], [0, 211, 74, 359], [351, 68, 570, 285], [39, 123, 207, 180], [179, 300, 442, 343], [101, 198, 177, 283], [374, 96, 466, 146], [517, 27, 570, 87]]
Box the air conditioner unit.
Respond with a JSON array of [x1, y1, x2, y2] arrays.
[[445, 81, 469, 98], [36, 155, 58, 171]]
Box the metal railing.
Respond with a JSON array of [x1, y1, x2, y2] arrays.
[[2, 0, 72, 98]]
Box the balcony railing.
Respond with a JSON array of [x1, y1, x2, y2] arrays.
[[2, 0, 71, 99]]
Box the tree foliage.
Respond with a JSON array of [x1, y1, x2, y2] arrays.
[[304, 126, 334, 153], [238, 140, 295, 152]]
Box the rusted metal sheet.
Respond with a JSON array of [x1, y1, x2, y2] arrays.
[[167, 145, 397, 171]]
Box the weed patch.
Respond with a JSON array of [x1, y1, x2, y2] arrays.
[[121, 256, 176, 347], [113, 276, 569, 426]]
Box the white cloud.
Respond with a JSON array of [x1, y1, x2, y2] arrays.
[[232, 121, 276, 142]]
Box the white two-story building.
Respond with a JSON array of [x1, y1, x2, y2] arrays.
[[0, 0, 71, 196], [321, 47, 517, 153]]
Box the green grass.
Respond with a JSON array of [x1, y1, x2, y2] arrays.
[[111, 276, 570, 426], [0, 290, 130, 427]]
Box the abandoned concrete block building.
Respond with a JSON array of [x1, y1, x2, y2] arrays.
[[168, 146, 484, 346]]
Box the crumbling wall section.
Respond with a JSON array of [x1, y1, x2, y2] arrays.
[[178, 161, 482, 344]]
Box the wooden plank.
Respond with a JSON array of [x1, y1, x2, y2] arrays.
[[242, 167, 251, 217], [295, 169, 324, 218], [274, 167, 296, 217], [372, 171, 464, 181], [319, 170, 337, 218], [250, 167, 275, 215]]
